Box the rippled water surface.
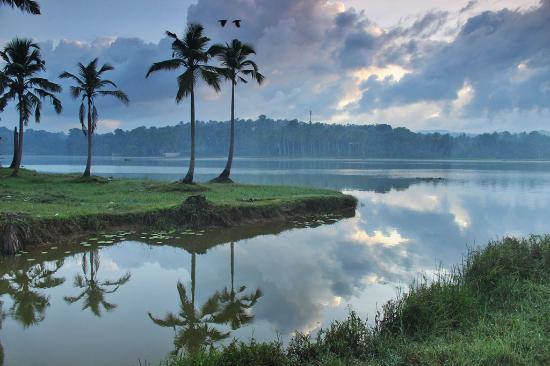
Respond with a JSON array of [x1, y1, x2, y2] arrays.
[[1, 156, 550, 366]]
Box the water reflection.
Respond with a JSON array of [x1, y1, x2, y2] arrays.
[[64, 250, 131, 316], [217, 243, 262, 331], [149, 250, 262, 356], [0, 260, 65, 327], [2, 158, 550, 366]]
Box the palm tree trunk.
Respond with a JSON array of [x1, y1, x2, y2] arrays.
[[216, 83, 235, 182], [83, 101, 92, 177], [9, 127, 18, 168], [182, 85, 195, 183], [11, 97, 24, 177]]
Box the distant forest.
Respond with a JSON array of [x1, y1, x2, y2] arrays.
[[1, 116, 550, 159]]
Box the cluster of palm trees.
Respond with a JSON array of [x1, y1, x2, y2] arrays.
[[0, 1, 264, 183]]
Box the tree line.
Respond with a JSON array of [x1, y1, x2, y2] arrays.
[[0, 1, 263, 183], [2, 120, 550, 160]]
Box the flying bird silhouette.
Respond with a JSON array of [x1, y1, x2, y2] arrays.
[[232, 19, 241, 28], [218, 19, 228, 27]]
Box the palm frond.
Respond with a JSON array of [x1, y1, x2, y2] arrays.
[[97, 90, 129, 105], [0, 0, 40, 14], [146, 59, 184, 78], [59, 71, 84, 86], [79, 102, 86, 135], [176, 68, 195, 102], [199, 67, 221, 92], [97, 63, 114, 75]]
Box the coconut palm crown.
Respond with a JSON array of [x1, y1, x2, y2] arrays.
[[146, 23, 221, 183]]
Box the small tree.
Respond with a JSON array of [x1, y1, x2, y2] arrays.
[[60, 58, 129, 177]]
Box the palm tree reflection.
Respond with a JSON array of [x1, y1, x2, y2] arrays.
[[216, 242, 262, 330], [64, 250, 131, 316], [150, 246, 263, 357], [0, 260, 65, 327], [0, 260, 65, 366], [149, 253, 228, 356]]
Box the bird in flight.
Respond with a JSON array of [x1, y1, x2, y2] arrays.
[[218, 19, 228, 27]]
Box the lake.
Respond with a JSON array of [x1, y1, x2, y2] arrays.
[[1, 156, 550, 366]]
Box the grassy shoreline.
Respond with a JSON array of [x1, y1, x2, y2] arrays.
[[0, 168, 357, 252], [164, 235, 550, 366]]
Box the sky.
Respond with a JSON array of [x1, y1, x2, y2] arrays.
[[0, 0, 549, 133]]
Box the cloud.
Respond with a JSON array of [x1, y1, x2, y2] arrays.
[[1, 0, 548, 133], [357, 1, 550, 119]]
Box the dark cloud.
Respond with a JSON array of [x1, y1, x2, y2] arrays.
[[359, 1, 550, 116]]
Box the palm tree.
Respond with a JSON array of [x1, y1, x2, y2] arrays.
[[146, 23, 220, 184], [148, 253, 228, 356], [60, 59, 129, 177], [0, 260, 65, 327], [210, 39, 264, 182], [64, 250, 131, 316], [0, 38, 62, 177], [0, 0, 40, 14], [215, 242, 262, 329]]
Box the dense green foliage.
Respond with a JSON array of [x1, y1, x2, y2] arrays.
[[162, 235, 550, 365], [2, 119, 550, 159]]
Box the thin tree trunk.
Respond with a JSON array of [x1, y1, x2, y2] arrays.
[[9, 127, 18, 168], [216, 82, 235, 182], [11, 97, 24, 177], [83, 100, 93, 177], [182, 85, 195, 183]]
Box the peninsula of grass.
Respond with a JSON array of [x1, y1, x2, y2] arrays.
[[0, 168, 356, 253], [162, 235, 550, 366]]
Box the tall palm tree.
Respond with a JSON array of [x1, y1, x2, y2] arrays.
[[215, 242, 262, 329], [0, 0, 40, 14], [0, 38, 62, 177], [146, 23, 220, 184], [64, 250, 131, 316], [60, 59, 129, 177], [210, 39, 264, 182]]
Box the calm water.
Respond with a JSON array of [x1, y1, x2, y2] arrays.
[[2, 155, 550, 366]]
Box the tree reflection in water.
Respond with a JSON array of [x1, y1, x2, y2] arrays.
[[64, 250, 131, 316], [149, 248, 262, 357], [216, 242, 262, 330], [0, 259, 66, 366], [0, 260, 65, 327]]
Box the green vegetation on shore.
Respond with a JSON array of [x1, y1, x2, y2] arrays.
[[0, 168, 348, 219], [0, 168, 355, 255], [162, 235, 550, 366]]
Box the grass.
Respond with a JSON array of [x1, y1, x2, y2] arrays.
[[162, 235, 550, 365], [0, 168, 347, 219]]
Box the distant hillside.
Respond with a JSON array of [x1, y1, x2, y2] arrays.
[[2, 117, 550, 159]]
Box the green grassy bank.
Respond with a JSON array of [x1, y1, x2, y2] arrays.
[[164, 235, 550, 366], [0, 168, 356, 252]]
